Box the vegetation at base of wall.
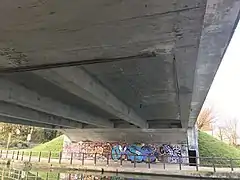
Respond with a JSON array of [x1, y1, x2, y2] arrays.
[[198, 131, 240, 167]]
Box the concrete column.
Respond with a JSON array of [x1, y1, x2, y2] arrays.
[[187, 125, 199, 165]]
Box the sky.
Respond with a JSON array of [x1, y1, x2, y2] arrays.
[[205, 20, 240, 124]]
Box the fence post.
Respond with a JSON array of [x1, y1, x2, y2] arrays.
[[106, 153, 109, 166], [29, 151, 32, 162], [59, 151, 62, 164], [46, 172, 49, 180], [57, 173, 60, 180], [120, 154, 123, 166], [82, 153, 85, 165], [133, 155, 136, 168], [196, 157, 199, 171], [0, 150, 2, 158], [148, 155, 151, 169], [48, 151, 51, 163], [18, 171, 21, 179], [212, 157, 216, 172], [21, 151, 24, 161], [6, 150, 8, 159], [93, 153, 97, 165], [35, 172, 38, 180], [38, 152, 41, 162], [11, 151, 15, 160], [179, 156, 182, 170], [230, 158, 234, 171], [16, 151, 19, 160], [163, 155, 166, 169], [70, 152, 73, 165]]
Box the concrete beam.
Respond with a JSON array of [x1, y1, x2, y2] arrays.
[[179, 94, 192, 128], [36, 67, 147, 128], [172, 0, 206, 129], [62, 128, 187, 143], [0, 101, 83, 128], [0, 115, 58, 129], [189, 0, 240, 127], [0, 78, 113, 128]]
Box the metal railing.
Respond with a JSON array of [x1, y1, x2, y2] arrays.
[[0, 167, 121, 180], [0, 150, 240, 172], [0, 168, 60, 180]]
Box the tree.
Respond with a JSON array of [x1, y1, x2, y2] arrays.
[[216, 126, 224, 141], [0, 123, 30, 140], [221, 118, 239, 146], [0, 122, 62, 146], [197, 107, 215, 131]]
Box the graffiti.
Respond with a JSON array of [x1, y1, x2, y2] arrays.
[[161, 144, 182, 163], [111, 144, 157, 163], [63, 136, 187, 164], [111, 145, 122, 160]]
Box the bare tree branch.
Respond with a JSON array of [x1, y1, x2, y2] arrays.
[[197, 107, 215, 131], [221, 118, 239, 146], [216, 126, 224, 141]]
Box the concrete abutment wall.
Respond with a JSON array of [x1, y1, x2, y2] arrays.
[[60, 129, 199, 164]]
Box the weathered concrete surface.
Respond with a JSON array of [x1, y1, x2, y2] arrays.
[[36, 67, 147, 128], [0, 101, 83, 128], [0, 0, 238, 143], [62, 128, 188, 144], [189, 0, 240, 127], [0, 115, 56, 129], [0, 78, 113, 128]]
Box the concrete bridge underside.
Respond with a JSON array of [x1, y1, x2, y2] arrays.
[[0, 0, 239, 143]]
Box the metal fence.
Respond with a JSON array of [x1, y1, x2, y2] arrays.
[[0, 168, 124, 180], [0, 150, 240, 172], [0, 168, 60, 180]]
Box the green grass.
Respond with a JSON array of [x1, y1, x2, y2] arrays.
[[31, 135, 63, 152], [198, 131, 240, 166], [7, 131, 240, 167], [33, 171, 60, 179], [29, 135, 64, 158]]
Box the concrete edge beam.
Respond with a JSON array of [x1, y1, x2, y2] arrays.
[[189, 0, 240, 127]]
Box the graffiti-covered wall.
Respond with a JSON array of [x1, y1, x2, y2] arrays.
[[63, 136, 188, 164]]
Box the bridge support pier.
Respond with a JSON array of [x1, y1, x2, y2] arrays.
[[187, 126, 199, 166]]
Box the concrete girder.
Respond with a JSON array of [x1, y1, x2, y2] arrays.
[[0, 101, 83, 128], [172, 0, 207, 128], [0, 78, 113, 128], [189, 0, 240, 127], [0, 115, 59, 129], [36, 67, 147, 128]]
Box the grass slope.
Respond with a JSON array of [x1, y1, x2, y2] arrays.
[[198, 131, 240, 166], [32, 135, 63, 152], [199, 131, 240, 158], [30, 135, 63, 158], [28, 132, 240, 165], [32, 132, 240, 157]]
